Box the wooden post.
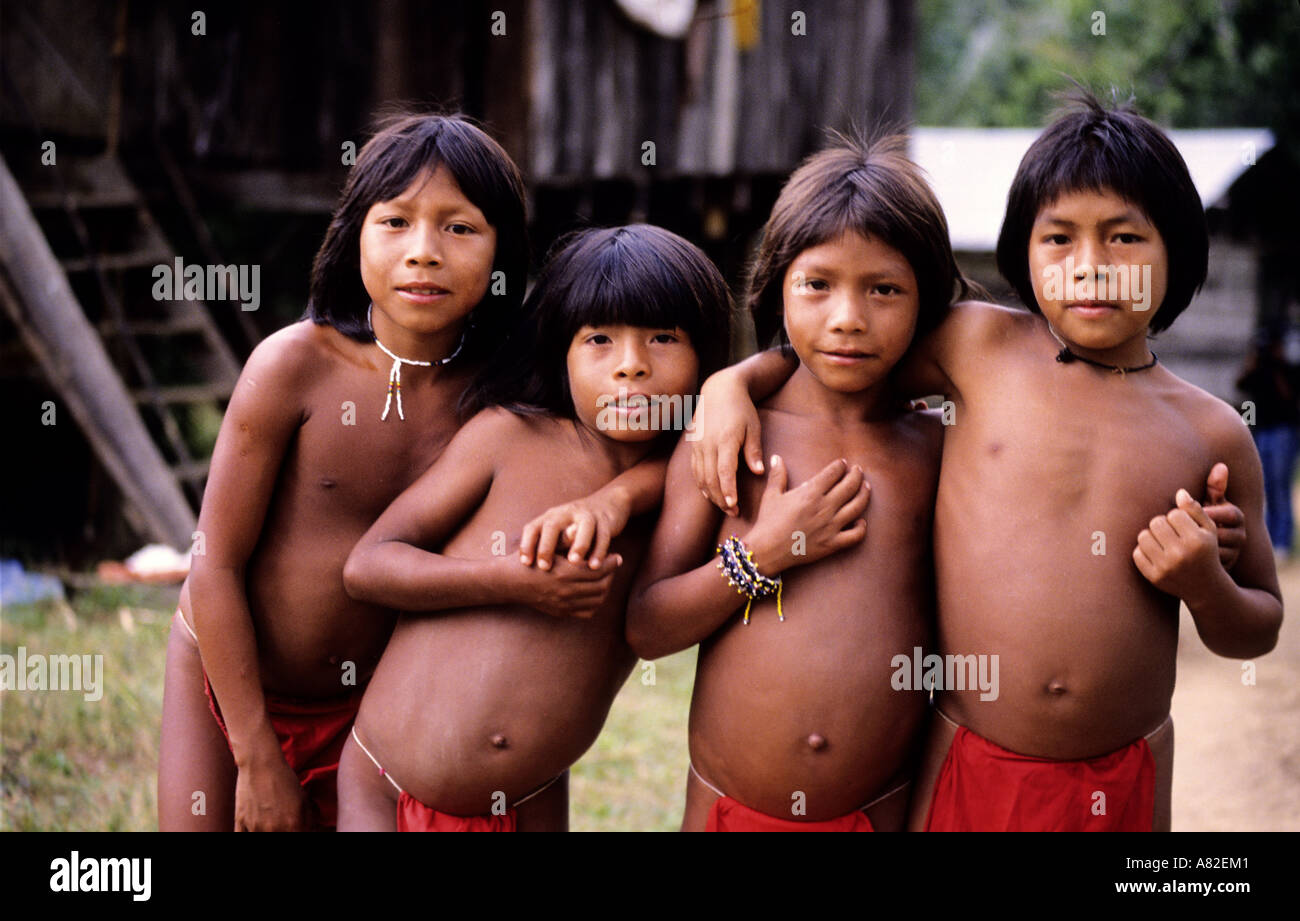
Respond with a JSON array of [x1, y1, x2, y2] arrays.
[[0, 153, 197, 548]]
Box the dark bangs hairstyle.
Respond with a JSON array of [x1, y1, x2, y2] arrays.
[[466, 224, 734, 418], [995, 89, 1208, 334], [307, 111, 528, 362], [748, 130, 975, 350]]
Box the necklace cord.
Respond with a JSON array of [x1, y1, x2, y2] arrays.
[[367, 303, 466, 420]]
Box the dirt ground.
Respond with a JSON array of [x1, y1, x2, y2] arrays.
[[1171, 555, 1300, 830]]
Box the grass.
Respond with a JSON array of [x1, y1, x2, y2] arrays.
[[0, 586, 696, 832], [1, 586, 175, 832]]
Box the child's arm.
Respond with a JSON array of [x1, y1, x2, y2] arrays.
[[689, 350, 798, 514], [627, 440, 869, 660], [688, 303, 990, 513], [517, 455, 670, 570], [1204, 461, 1246, 569], [343, 410, 621, 619], [187, 332, 315, 832], [1133, 425, 1282, 658]]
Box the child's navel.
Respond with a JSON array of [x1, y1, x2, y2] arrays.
[[319, 477, 337, 489], [490, 733, 509, 749], [1045, 679, 1068, 695], [806, 733, 828, 751]]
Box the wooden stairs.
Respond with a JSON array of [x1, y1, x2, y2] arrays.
[[0, 148, 243, 547]]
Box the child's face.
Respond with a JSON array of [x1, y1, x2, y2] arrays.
[[781, 231, 919, 393], [566, 325, 700, 442], [360, 165, 497, 336], [1027, 188, 1169, 353]]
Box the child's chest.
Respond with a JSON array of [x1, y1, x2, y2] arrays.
[[956, 366, 1217, 529], [284, 373, 467, 517], [738, 413, 939, 537]]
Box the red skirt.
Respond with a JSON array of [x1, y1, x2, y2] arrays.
[[706, 795, 874, 832], [924, 726, 1156, 832], [204, 673, 361, 830]]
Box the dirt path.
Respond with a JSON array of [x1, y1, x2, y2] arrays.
[[1171, 557, 1300, 830]]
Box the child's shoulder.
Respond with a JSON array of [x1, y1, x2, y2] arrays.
[[946, 299, 1038, 338], [453, 406, 564, 455], [243, 319, 357, 385], [1161, 371, 1254, 458], [928, 300, 1042, 368]]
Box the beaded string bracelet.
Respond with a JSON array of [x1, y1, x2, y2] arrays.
[[715, 535, 784, 624]]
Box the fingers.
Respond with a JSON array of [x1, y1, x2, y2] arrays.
[[763, 454, 789, 496], [823, 464, 866, 507], [1148, 515, 1178, 548], [804, 457, 849, 495], [519, 518, 540, 566], [718, 429, 744, 514], [1205, 501, 1245, 531], [1205, 462, 1229, 504], [1175, 488, 1214, 532], [1132, 544, 1158, 583], [561, 554, 622, 618], [829, 519, 868, 551], [556, 552, 622, 581], [702, 441, 722, 511], [718, 455, 739, 515], [567, 515, 596, 565], [588, 525, 613, 570], [1136, 527, 1164, 561], [832, 482, 871, 529], [535, 518, 564, 571], [743, 420, 766, 476]]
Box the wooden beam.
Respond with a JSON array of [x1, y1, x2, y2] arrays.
[[0, 153, 197, 548]]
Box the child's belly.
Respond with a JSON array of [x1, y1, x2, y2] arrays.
[[688, 563, 930, 821], [934, 470, 1181, 758], [243, 526, 398, 698], [355, 608, 635, 815]]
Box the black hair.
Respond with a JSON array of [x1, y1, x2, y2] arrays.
[[465, 224, 734, 418], [307, 110, 528, 362], [995, 88, 1208, 334], [748, 130, 976, 351]]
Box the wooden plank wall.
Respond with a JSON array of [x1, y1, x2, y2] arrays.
[[527, 0, 914, 181]]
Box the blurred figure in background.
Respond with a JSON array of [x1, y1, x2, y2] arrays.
[[1238, 323, 1300, 559]]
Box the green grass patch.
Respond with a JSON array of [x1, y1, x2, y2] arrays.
[[1, 591, 696, 832], [1, 599, 171, 832]]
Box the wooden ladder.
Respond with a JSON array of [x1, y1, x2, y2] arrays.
[[7, 149, 243, 519]]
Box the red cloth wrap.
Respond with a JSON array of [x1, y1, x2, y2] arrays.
[[706, 795, 874, 832], [203, 672, 361, 830], [396, 793, 517, 832], [924, 726, 1156, 832]]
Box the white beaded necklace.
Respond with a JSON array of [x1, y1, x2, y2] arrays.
[[368, 303, 466, 421]]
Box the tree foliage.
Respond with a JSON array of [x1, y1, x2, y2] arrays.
[[917, 0, 1300, 149]]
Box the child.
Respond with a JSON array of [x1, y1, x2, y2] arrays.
[[157, 114, 654, 831], [337, 224, 734, 831], [626, 134, 976, 832], [689, 93, 1280, 831]]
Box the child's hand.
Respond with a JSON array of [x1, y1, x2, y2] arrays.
[[523, 553, 624, 619], [742, 455, 869, 575], [1133, 489, 1224, 602], [519, 493, 630, 571], [1203, 462, 1246, 570], [690, 372, 764, 517], [234, 753, 309, 832]]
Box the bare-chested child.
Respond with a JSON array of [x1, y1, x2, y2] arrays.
[[157, 114, 661, 831], [337, 224, 733, 831], [690, 93, 1278, 831], [626, 135, 983, 832]]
